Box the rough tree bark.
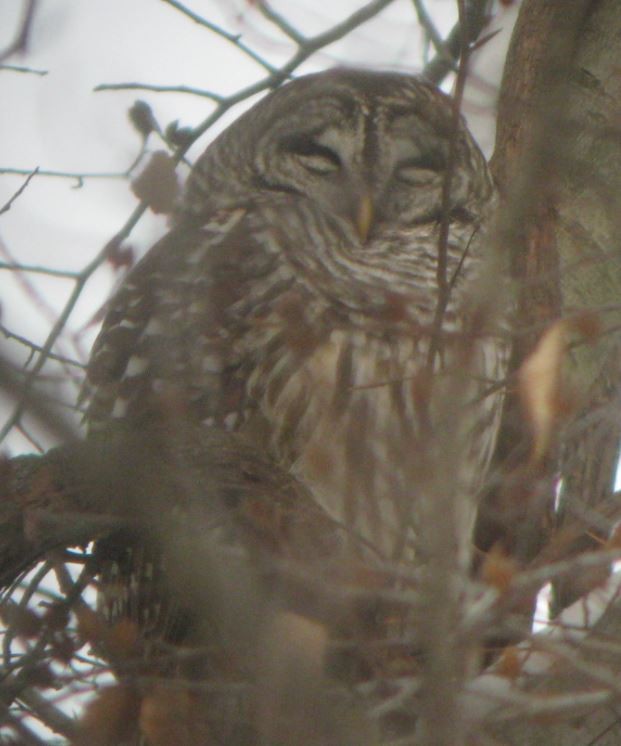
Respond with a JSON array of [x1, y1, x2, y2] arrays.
[[487, 0, 621, 742]]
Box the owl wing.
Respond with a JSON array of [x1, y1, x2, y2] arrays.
[[82, 205, 296, 432]]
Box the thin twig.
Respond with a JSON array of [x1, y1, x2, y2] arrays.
[[0, 168, 39, 215], [0, 202, 148, 444], [1, 143, 146, 186], [94, 81, 223, 101], [422, 0, 492, 85], [258, 1, 306, 44], [0, 262, 79, 279], [17, 688, 77, 740], [180, 0, 399, 151], [1, 712, 50, 746], [16, 422, 46, 453], [411, 0, 457, 69], [0, 62, 47, 76], [160, 0, 278, 73], [0, 167, 129, 185], [0, 354, 78, 442], [1, 325, 85, 368]]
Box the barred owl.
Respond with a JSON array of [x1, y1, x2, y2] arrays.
[[85, 68, 504, 567]]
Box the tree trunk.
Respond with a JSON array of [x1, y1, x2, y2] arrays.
[[487, 0, 621, 741]]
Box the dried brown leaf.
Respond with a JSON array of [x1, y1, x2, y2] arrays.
[[105, 237, 135, 271], [106, 617, 140, 659], [1, 604, 42, 638], [51, 633, 75, 663], [140, 686, 208, 746], [75, 685, 140, 746], [128, 100, 158, 139], [75, 606, 107, 646], [131, 150, 179, 214], [481, 544, 520, 593], [496, 645, 524, 679], [43, 603, 70, 632], [518, 320, 567, 461]]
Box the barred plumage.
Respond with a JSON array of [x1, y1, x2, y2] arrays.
[[84, 68, 505, 613]]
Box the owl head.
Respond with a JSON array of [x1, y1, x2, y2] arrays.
[[181, 68, 492, 242]]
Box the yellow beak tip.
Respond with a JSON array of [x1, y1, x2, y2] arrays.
[[356, 195, 374, 243]]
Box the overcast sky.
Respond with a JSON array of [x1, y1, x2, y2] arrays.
[[0, 0, 518, 454]]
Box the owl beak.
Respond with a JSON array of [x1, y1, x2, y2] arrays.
[[355, 193, 374, 243]]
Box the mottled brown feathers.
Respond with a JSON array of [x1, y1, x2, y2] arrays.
[[85, 68, 504, 563]]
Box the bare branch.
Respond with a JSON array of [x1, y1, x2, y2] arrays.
[[1, 325, 85, 368], [94, 81, 223, 101], [160, 0, 279, 73], [411, 0, 457, 70], [0, 166, 131, 186], [0, 262, 79, 279], [0, 201, 148, 444], [258, 1, 307, 44], [422, 0, 492, 85], [0, 168, 38, 215], [178, 0, 399, 153], [0, 62, 47, 76]]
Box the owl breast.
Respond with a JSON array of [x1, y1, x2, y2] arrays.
[[234, 206, 504, 559], [245, 321, 503, 560]]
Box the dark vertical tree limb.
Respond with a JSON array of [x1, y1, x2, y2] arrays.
[[478, 0, 621, 568], [483, 0, 621, 741]]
